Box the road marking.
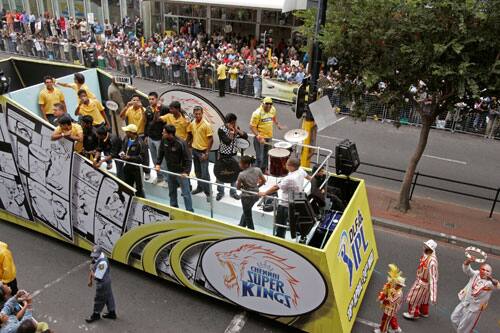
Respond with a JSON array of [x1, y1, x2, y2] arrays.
[[318, 134, 343, 141], [332, 116, 347, 125], [356, 317, 379, 328], [224, 311, 247, 333], [422, 154, 467, 165], [31, 261, 88, 298]]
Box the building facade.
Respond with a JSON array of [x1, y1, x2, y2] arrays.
[[0, 0, 304, 42]]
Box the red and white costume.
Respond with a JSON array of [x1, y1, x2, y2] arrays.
[[405, 241, 438, 318], [379, 287, 403, 332]]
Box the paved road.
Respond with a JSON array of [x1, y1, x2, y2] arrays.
[[2, 52, 500, 211], [2, 220, 499, 333]]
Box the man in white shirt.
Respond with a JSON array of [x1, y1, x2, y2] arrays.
[[259, 157, 310, 238]]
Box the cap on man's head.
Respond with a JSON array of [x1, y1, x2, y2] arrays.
[[262, 97, 273, 105], [169, 101, 181, 109], [90, 245, 103, 258], [121, 124, 138, 133]]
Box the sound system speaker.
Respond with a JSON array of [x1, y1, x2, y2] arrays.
[[335, 139, 360, 176], [288, 192, 316, 241]]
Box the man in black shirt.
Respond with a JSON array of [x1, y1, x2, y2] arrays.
[[144, 91, 169, 185], [93, 126, 122, 173], [119, 124, 147, 198], [155, 125, 193, 212], [81, 115, 98, 160]]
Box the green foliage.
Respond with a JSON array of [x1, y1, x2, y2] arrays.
[[297, 0, 500, 119]]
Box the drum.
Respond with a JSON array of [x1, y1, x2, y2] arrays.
[[214, 156, 240, 183], [274, 141, 293, 152], [268, 148, 290, 177], [235, 138, 250, 150]]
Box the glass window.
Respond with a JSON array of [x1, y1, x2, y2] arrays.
[[211, 6, 255, 22], [14, 0, 23, 11], [89, 0, 103, 23], [29, 0, 38, 15], [151, 1, 161, 32], [127, 0, 140, 19], [58, 0, 69, 17], [74, 0, 85, 18], [261, 10, 277, 24], [108, 0, 120, 24], [164, 3, 179, 15], [1, 0, 10, 11], [43, 0, 53, 15]]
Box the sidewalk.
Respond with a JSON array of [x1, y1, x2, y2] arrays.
[[367, 185, 500, 255]]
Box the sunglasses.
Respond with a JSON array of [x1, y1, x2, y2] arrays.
[[265, 103, 273, 106]]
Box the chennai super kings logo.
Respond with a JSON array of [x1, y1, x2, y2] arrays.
[[338, 210, 369, 288], [214, 244, 300, 309]]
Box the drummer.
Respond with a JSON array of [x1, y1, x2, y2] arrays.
[[216, 113, 248, 201], [258, 157, 311, 238], [250, 97, 284, 173]]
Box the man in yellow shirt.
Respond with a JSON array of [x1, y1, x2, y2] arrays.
[[51, 114, 84, 153], [38, 76, 66, 125], [228, 64, 239, 92], [160, 101, 191, 141], [56, 72, 97, 99], [120, 94, 150, 180], [189, 106, 213, 198], [217, 60, 227, 97], [0, 241, 17, 294], [76, 89, 109, 128], [250, 97, 284, 172]]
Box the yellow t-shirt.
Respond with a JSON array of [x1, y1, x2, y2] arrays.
[[38, 87, 65, 115], [53, 123, 83, 153], [217, 64, 227, 80], [69, 83, 96, 99], [250, 106, 276, 139], [125, 106, 146, 135], [160, 113, 191, 141], [228, 67, 238, 80], [190, 119, 213, 151], [78, 99, 105, 126], [0, 242, 16, 283]]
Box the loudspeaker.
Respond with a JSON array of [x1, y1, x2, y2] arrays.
[[335, 139, 360, 176], [288, 192, 316, 241]]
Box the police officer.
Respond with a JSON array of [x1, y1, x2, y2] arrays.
[[85, 245, 117, 323]]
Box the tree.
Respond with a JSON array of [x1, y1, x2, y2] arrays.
[[296, 0, 500, 211]]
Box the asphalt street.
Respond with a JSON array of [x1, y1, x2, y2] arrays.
[[1, 219, 500, 333]]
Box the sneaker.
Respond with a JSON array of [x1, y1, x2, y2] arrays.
[[216, 193, 224, 201], [373, 329, 382, 333], [403, 312, 417, 320], [389, 328, 402, 333], [102, 311, 117, 320], [85, 313, 100, 323], [191, 188, 203, 195], [144, 173, 151, 181], [230, 193, 241, 200]]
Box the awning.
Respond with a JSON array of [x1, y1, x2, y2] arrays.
[[168, 0, 307, 12]]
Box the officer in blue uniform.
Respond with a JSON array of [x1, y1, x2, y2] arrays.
[[85, 245, 117, 323]]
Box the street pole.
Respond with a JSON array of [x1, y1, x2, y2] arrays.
[[300, 0, 327, 168]]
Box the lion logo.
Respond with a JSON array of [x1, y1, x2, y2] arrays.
[[214, 243, 301, 307]]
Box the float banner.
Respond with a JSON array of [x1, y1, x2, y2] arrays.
[[6, 102, 75, 241], [0, 106, 33, 221], [159, 89, 225, 150], [72, 154, 134, 254], [325, 182, 378, 333], [201, 238, 328, 317], [262, 79, 299, 103]]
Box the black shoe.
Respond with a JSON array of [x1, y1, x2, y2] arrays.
[[216, 193, 224, 201], [85, 313, 101, 323], [230, 193, 241, 200], [103, 311, 117, 320], [191, 188, 203, 195]]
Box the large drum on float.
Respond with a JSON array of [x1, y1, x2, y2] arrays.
[[268, 148, 290, 177]]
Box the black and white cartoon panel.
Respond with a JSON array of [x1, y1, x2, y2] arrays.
[[6, 103, 74, 241], [71, 154, 133, 253], [126, 198, 171, 232], [0, 107, 33, 221]]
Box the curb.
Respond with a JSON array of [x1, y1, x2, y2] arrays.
[[372, 216, 500, 256]]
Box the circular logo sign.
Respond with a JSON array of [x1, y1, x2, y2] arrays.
[[201, 238, 327, 317]]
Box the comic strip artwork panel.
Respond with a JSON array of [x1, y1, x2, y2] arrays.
[[0, 106, 33, 221], [6, 103, 74, 241]]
